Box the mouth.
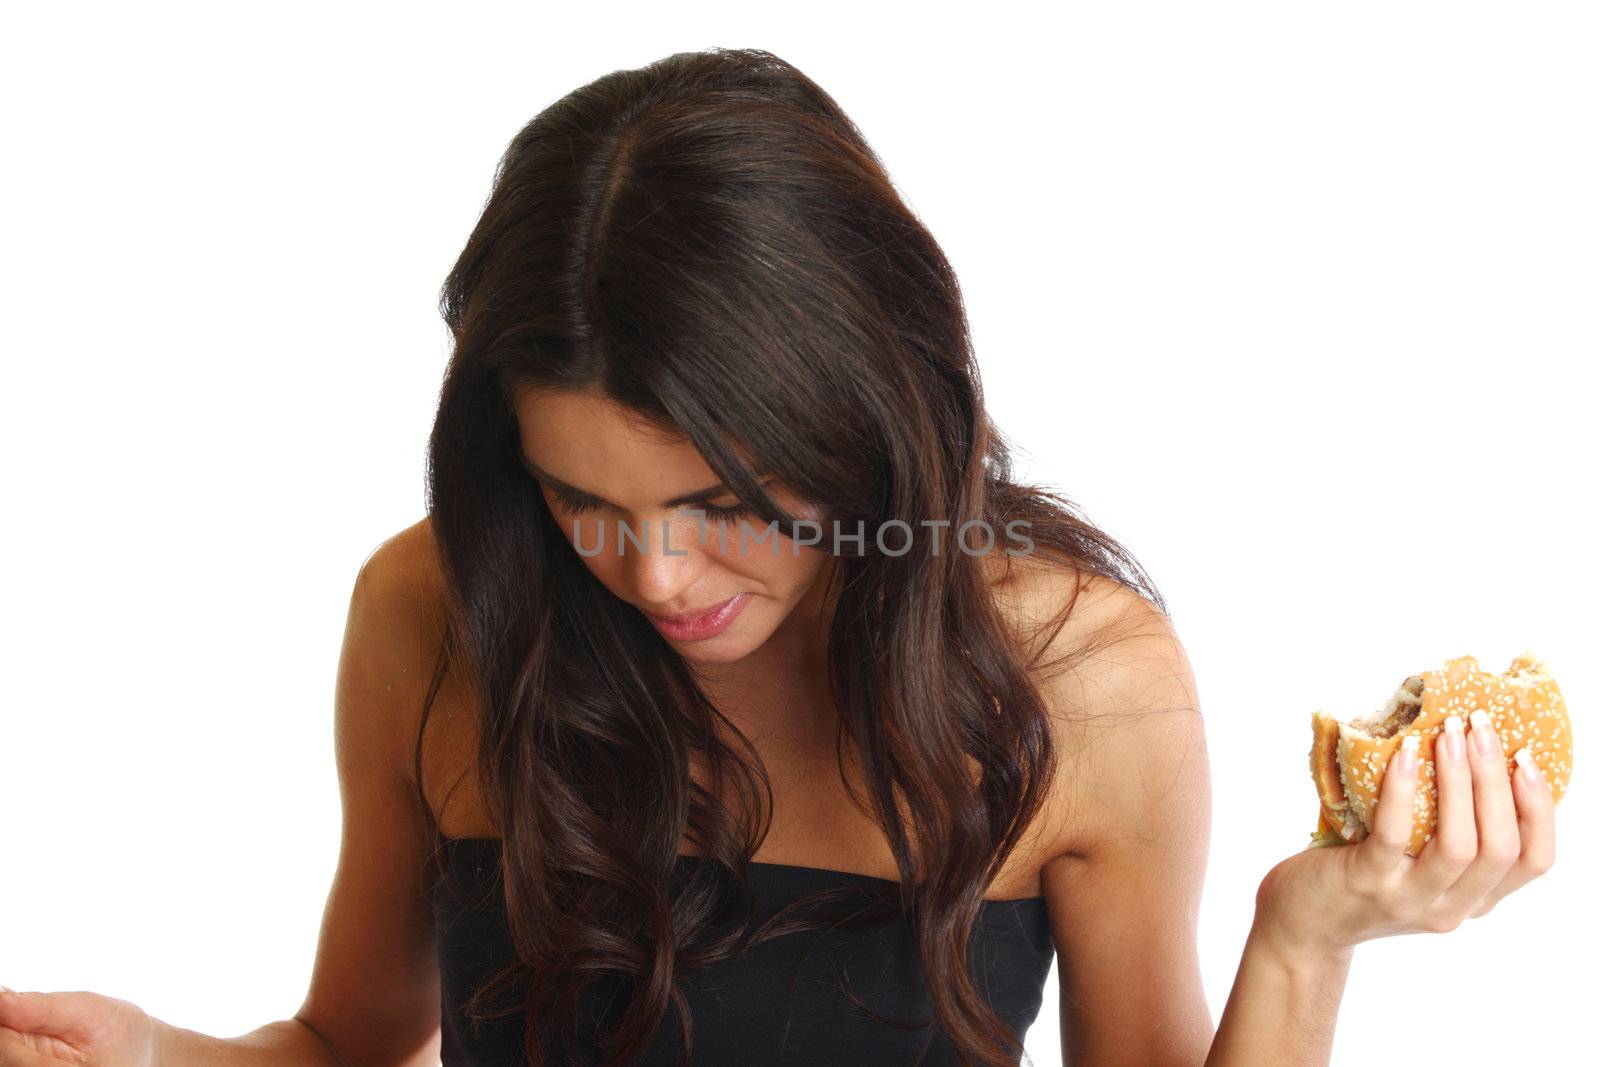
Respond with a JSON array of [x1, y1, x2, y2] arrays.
[[644, 597, 739, 623], [641, 593, 753, 641]]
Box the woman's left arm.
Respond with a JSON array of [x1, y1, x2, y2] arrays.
[[1208, 657, 1557, 1065], [1033, 577, 1557, 1067], [1033, 576, 1216, 1066], [1202, 920, 1353, 1066]]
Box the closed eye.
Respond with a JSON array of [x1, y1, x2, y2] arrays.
[[548, 487, 605, 515], [547, 488, 765, 523], [697, 502, 753, 523]]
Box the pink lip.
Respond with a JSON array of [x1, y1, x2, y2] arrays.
[[643, 593, 752, 641]]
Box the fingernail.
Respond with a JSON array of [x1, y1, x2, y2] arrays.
[[1396, 733, 1420, 776], [1443, 714, 1466, 761], [1514, 746, 1545, 787], [1469, 709, 1498, 756]]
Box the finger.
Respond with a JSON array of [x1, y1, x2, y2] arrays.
[[1357, 732, 1421, 878], [1413, 713, 1476, 896], [1435, 708, 1521, 913], [1470, 746, 1558, 917], [0, 1025, 64, 1066], [0, 990, 88, 1041]]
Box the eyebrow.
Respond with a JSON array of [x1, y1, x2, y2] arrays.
[[519, 454, 770, 509]]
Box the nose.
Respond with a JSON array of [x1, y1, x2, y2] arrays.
[[623, 513, 712, 610]]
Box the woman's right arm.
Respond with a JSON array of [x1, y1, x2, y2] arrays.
[[2, 530, 446, 1067]]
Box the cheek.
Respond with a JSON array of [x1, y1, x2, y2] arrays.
[[712, 529, 828, 593], [570, 548, 626, 594], [733, 496, 829, 586], [545, 507, 625, 580]]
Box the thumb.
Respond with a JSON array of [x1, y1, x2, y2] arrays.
[[0, 987, 96, 1038]]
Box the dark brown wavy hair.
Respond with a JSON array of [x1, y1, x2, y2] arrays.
[[415, 47, 1166, 1067]]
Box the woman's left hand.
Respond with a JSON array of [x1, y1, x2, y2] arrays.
[[1252, 710, 1557, 957]]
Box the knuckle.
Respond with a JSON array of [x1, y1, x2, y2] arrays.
[[1349, 870, 1383, 900], [1480, 839, 1520, 869], [1373, 892, 1411, 924], [1434, 841, 1476, 868], [1423, 910, 1466, 934], [1363, 835, 1401, 862]]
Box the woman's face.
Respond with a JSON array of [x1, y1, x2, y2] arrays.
[[511, 384, 833, 665]]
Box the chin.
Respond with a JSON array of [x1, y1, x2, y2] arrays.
[[673, 637, 759, 665]]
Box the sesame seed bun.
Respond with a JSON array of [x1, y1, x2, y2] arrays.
[[1306, 652, 1573, 857]]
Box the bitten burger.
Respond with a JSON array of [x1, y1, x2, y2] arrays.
[[1308, 652, 1573, 857]]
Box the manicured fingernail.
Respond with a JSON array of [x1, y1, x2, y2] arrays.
[[1469, 709, 1498, 755], [1396, 733, 1420, 776], [1514, 746, 1544, 787], [1443, 714, 1466, 761]]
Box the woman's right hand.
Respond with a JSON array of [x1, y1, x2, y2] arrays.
[[0, 989, 157, 1067]]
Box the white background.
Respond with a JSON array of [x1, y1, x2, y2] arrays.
[[3, 3, 1595, 1065]]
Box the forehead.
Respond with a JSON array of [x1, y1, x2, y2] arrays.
[[510, 385, 750, 495]]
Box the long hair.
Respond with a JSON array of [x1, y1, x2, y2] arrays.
[[417, 47, 1166, 1067]]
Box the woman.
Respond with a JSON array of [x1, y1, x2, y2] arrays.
[[0, 47, 1557, 1067]]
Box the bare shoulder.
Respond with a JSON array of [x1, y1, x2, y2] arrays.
[[993, 563, 1215, 1062], [295, 521, 459, 1061], [988, 554, 1205, 867], [354, 517, 490, 837], [987, 551, 1171, 667], [356, 515, 448, 621], [341, 518, 443, 740], [347, 516, 473, 769], [351, 515, 471, 692]]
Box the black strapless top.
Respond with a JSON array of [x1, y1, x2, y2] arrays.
[[431, 836, 1055, 1065]]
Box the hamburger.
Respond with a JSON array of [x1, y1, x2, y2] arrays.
[[1307, 652, 1573, 856]]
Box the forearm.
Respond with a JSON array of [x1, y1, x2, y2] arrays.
[[153, 1017, 349, 1067], [1204, 919, 1353, 1067]]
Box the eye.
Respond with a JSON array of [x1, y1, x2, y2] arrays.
[[699, 502, 752, 523], [549, 488, 603, 514], [697, 478, 784, 524], [543, 480, 775, 521]]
